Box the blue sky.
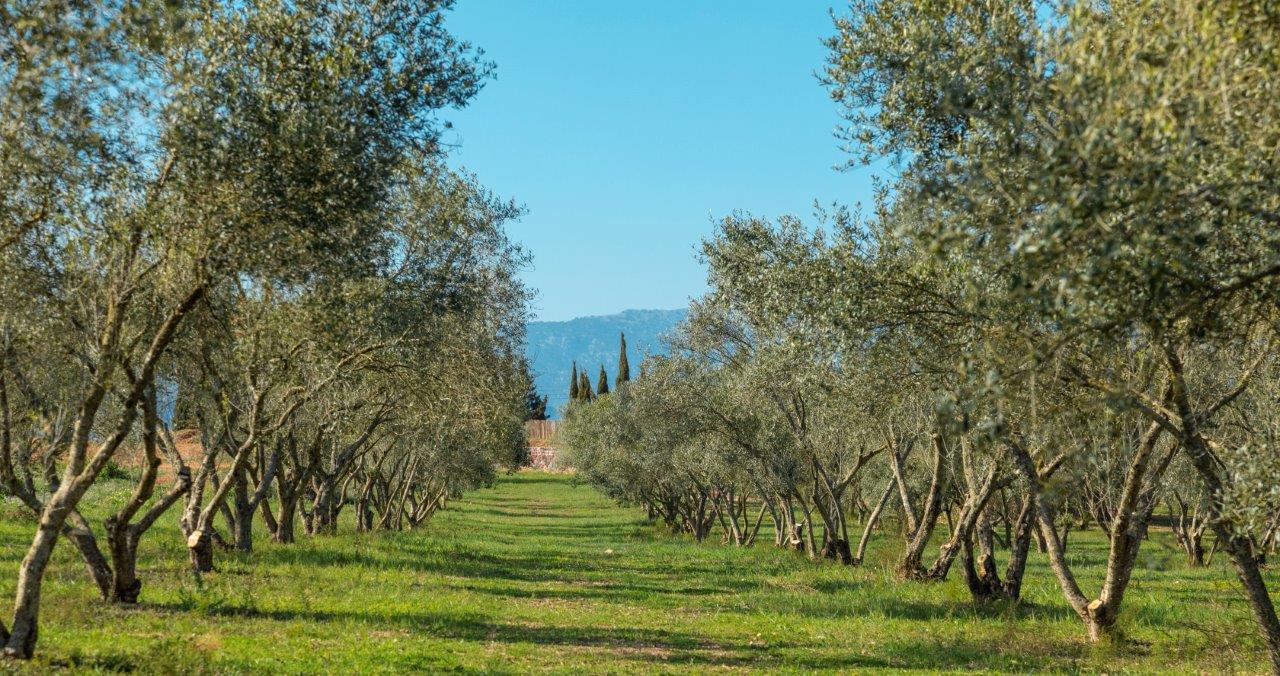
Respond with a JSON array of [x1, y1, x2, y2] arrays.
[[443, 2, 881, 321]]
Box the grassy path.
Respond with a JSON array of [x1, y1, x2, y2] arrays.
[[0, 471, 1271, 672]]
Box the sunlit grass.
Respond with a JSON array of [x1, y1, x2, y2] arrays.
[[0, 472, 1272, 673]]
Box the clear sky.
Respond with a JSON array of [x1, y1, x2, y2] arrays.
[[443, 1, 880, 321]]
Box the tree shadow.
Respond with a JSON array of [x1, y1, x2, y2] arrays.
[[140, 600, 1066, 671]]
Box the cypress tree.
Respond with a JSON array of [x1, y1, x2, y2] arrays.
[[616, 332, 631, 389], [569, 362, 579, 401], [597, 364, 609, 396], [523, 381, 549, 420], [579, 371, 593, 402]]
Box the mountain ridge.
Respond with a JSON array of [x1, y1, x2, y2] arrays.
[[526, 308, 687, 418]]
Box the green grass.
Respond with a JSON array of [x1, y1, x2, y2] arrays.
[[1, 472, 1274, 673]]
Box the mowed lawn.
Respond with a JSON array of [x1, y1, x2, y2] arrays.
[[0, 472, 1274, 673]]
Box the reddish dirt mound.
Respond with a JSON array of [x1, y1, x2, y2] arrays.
[[113, 429, 207, 484]]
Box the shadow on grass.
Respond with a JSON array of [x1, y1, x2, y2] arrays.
[[142, 600, 1044, 671], [451, 579, 732, 603], [255, 538, 1080, 628]]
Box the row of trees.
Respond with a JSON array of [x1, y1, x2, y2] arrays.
[[1, 0, 530, 660], [563, 0, 1280, 671], [567, 333, 632, 404]]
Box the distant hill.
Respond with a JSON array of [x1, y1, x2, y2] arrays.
[[526, 308, 687, 418]]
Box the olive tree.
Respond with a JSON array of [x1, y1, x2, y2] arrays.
[[826, 0, 1280, 662], [0, 0, 488, 657]]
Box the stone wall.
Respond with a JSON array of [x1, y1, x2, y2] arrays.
[[527, 447, 558, 470], [524, 421, 565, 470]]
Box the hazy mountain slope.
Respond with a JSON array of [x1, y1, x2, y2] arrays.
[[526, 308, 687, 418]]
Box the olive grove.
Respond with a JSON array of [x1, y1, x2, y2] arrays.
[[562, 0, 1280, 671], [1, 0, 530, 659]]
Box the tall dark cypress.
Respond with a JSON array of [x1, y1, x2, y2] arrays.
[[579, 371, 593, 402], [597, 365, 609, 396], [616, 332, 631, 389], [569, 362, 579, 402], [523, 381, 549, 420]]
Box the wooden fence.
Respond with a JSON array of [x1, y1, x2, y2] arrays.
[[524, 420, 560, 447]]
